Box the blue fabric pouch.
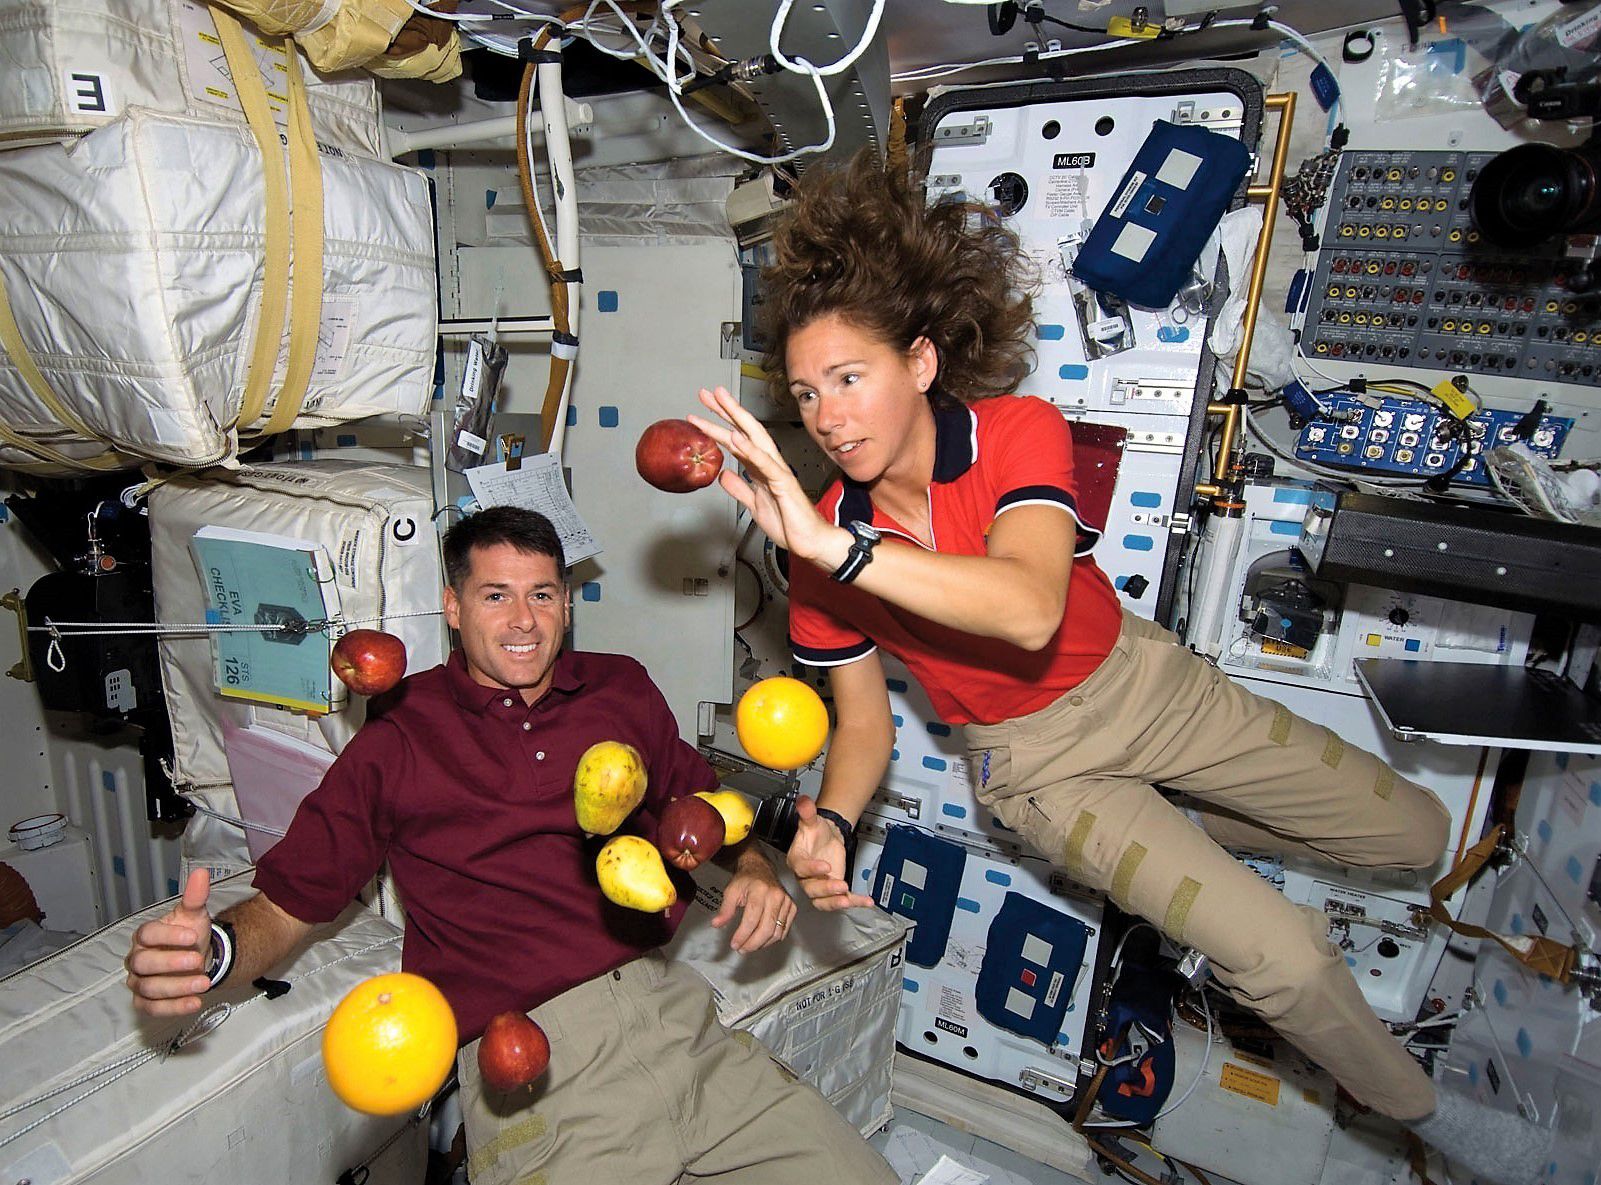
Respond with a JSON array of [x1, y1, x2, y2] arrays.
[[872, 824, 965, 967], [974, 891, 1090, 1046], [1071, 119, 1251, 309]]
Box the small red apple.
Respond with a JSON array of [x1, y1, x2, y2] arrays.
[[330, 629, 407, 697], [635, 419, 724, 493], [657, 794, 725, 871], [477, 1010, 550, 1093]]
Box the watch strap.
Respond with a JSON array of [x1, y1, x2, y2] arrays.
[[206, 919, 237, 990]]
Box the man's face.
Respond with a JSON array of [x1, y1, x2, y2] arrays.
[[443, 542, 570, 705]]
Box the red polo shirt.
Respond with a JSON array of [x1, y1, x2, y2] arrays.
[[788, 394, 1122, 725], [254, 649, 710, 1043]]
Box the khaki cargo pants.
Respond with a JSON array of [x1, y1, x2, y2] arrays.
[[964, 610, 1451, 1122], [457, 951, 897, 1185]]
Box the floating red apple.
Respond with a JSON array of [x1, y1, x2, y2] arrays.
[[657, 794, 725, 871], [477, 1010, 550, 1093], [635, 419, 723, 493], [330, 629, 407, 696]]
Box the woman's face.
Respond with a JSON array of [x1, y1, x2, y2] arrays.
[[784, 312, 938, 485]]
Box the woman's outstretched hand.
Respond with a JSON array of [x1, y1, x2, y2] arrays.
[[688, 386, 843, 568]]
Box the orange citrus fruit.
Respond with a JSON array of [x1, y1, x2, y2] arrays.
[[735, 676, 829, 770], [322, 971, 458, 1115]]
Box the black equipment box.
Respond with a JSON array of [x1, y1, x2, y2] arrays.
[[1300, 492, 1601, 618]]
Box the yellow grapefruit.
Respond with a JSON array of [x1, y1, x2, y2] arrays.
[[322, 972, 457, 1116], [735, 676, 829, 770]]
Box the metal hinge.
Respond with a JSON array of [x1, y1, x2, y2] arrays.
[[931, 116, 992, 146], [1172, 99, 1243, 132]]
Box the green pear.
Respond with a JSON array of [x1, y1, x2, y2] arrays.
[[595, 836, 677, 913], [573, 740, 647, 836]]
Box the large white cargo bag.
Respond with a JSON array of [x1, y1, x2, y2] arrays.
[[0, 107, 436, 470], [664, 856, 909, 1137], [0, 873, 428, 1185], [0, 0, 385, 156], [149, 461, 446, 800]]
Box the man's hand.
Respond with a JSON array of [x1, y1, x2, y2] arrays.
[[126, 867, 214, 1017], [712, 847, 797, 953], [786, 796, 874, 912]]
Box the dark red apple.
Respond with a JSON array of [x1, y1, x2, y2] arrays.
[[477, 1010, 550, 1093], [635, 419, 723, 493], [330, 629, 407, 696], [657, 794, 725, 871]]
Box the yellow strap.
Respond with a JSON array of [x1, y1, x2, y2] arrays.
[[258, 41, 324, 437], [0, 268, 124, 470], [212, 6, 292, 433], [1429, 824, 1578, 983]]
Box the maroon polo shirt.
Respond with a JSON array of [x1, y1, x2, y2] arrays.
[[254, 648, 713, 1043]]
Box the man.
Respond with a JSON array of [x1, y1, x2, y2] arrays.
[[126, 506, 895, 1185]]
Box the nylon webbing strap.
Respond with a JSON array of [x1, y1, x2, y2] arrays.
[[0, 269, 123, 470], [258, 38, 324, 437], [1428, 824, 1577, 983], [212, 6, 293, 434]]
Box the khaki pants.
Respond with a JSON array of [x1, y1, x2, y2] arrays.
[[457, 952, 897, 1185], [964, 611, 1451, 1122]]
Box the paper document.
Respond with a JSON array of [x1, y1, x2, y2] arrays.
[[189, 526, 340, 714], [465, 451, 601, 564]]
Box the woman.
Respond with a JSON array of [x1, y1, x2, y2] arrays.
[[689, 150, 1545, 1185]]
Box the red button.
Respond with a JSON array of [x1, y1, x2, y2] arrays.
[[1021, 968, 1037, 988]]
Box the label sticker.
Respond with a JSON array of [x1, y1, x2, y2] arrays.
[[1219, 1061, 1281, 1106], [462, 338, 485, 400], [1108, 170, 1146, 219], [63, 70, 112, 116], [311, 297, 356, 383], [1052, 152, 1097, 169]]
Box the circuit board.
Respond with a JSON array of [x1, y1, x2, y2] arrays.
[[1294, 392, 1572, 486]]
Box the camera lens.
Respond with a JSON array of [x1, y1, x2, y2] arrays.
[[1469, 143, 1601, 248]]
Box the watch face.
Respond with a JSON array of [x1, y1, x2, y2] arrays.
[[849, 520, 881, 542]]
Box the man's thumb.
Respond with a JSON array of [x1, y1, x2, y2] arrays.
[[179, 866, 211, 916], [794, 794, 818, 823]]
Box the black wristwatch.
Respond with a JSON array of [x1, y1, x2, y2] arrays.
[[813, 807, 859, 868], [830, 520, 881, 584]]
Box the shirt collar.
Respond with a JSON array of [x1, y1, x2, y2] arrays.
[[445, 647, 587, 715], [835, 399, 978, 525]]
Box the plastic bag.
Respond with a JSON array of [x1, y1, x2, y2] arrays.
[[1373, 4, 1519, 121], [1473, 0, 1601, 133]]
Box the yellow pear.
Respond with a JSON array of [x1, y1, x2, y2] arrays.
[[693, 790, 755, 845], [595, 835, 677, 913], [573, 741, 647, 836]]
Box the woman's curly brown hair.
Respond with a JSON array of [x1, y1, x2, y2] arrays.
[[759, 148, 1039, 405]]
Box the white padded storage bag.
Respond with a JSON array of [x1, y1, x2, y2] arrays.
[[0, 874, 427, 1185], [0, 0, 385, 156], [664, 856, 909, 1137], [0, 108, 436, 470], [149, 460, 445, 796]]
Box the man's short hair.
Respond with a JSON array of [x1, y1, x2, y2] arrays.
[[442, 506, 568, 591]]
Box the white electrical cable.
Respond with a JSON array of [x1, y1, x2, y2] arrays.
[[768, 0, 888, 78], [892, 40, 1140, 84], [1082, 990, 1215, 1128], [658, 0, 838, 165], [1210, 17, 1342, 123]]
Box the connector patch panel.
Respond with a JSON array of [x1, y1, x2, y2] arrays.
[[1301, 150, 1601, 388]]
